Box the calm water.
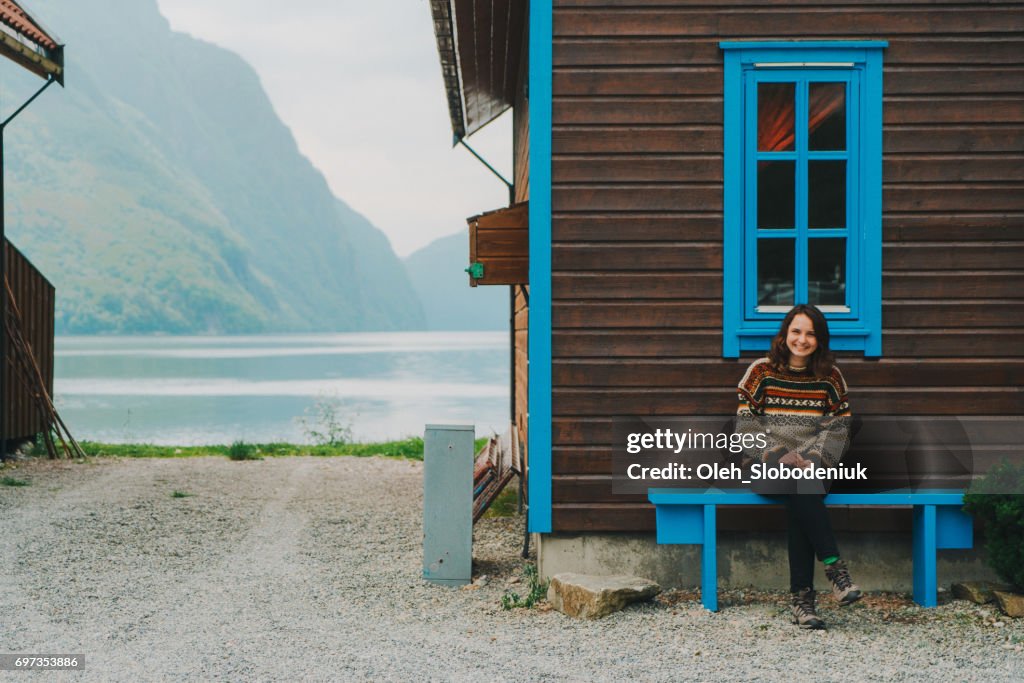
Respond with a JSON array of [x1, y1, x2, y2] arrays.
[[53, 332, 510, 445]]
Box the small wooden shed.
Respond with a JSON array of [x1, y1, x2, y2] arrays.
[[0, 0, 63, 449], [430, 0, 1024, 587]]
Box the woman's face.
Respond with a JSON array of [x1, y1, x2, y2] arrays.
[[786, 313, 818, 366]]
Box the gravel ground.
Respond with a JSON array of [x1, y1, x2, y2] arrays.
[[0, 456, 1022, 682]]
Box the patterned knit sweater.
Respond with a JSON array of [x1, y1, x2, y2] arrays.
[[736, 357, 852, 467]]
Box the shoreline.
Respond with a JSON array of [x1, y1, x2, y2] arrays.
[[4, 437, 490, 462]]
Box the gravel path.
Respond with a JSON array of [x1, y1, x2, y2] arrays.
[[1, 456, 1022, 682]]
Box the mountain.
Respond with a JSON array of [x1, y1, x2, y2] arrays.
[[3, 0, 425, 333], [404, 231, 508, 330]]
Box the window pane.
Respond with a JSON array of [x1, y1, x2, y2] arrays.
[[809, 160, 846, 229], [758, 160, 795, 229], [758, 82, 795, 152], [758, 239, 794, 307], [809, 82, 846, 151], [808, 238, 846, 306]]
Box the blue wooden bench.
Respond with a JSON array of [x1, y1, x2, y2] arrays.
[[648, 488, 973, 612]]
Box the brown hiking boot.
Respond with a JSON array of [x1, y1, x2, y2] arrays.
[[791, 588, 825, 630], [824, 559, 862, 605]]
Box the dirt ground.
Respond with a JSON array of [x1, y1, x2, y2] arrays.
[[1, 456, 1021, 682]]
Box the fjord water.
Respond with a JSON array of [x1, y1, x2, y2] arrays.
[[54, 332, 510, 445]]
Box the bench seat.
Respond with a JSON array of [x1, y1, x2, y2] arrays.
[[648, 488, 973, 611]]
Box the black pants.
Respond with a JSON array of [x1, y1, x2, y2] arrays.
[[786, 494, 840, 593]]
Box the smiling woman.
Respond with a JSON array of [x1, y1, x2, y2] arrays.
[[736, 303, 859, 630]]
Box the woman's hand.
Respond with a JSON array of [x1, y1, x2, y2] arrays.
[[779, 452, 814, 469]]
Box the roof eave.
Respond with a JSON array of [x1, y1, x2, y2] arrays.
[[429, 0, 466, 143], [0, 31, 62, 83]]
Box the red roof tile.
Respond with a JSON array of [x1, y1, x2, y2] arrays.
[[0, 0, 59, 51]]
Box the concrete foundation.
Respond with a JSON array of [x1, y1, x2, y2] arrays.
[[537, 531, 998, 592]]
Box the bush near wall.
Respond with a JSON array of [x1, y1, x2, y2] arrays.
[[963, 459, 1024, 589]]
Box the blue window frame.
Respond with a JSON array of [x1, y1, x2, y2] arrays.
[[721, 42, 886, 357]]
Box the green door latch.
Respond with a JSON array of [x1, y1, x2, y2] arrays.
[[465, 262, 484, 279]]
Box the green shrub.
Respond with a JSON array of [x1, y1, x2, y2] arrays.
[[297, 397, 352, 446], [500, 564, 548, 610], [1, 476, 30, 487], [963, 459, 1024, 589], [227, 441, 261, 461]]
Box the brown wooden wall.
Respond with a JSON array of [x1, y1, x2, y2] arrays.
[[2, 240, 55, 443], [514, 18, 531, 475], [549, 0, 1024, 532]]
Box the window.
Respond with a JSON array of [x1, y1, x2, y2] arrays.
[[721, 42, 886, 357]]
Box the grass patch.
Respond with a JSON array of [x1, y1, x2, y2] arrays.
[[170, 490, 193, 498], [78, 436, 490, 462], [1, 476, 30, 487], [500, 564, 548, 610], [483, 481, 520, 518], [227, 441, 262, 461]]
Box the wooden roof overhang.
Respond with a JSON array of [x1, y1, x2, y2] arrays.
[[0, 0, 63, 83], [429, 0, 526, 142]]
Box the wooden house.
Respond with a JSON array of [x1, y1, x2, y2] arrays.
[[0, 0, 63, 451], [430, 1, 1023, 588]]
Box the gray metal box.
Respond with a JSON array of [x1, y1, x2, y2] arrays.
[[423, 424, 474, 586]]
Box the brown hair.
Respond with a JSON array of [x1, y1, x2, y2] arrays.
[[768, 304, 835, 378]]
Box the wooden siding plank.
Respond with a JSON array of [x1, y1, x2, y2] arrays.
[[552, 184, 1024, 213], [886, 99, 1024, 125], [553, 9, 1024, 38], [553, 126, 722, 153], [887, 68, 1024, 95], [552, 388, 1023, 416], [554, 272, 721, 299], [554, 68, 1024, 98], [554, 97, 721, 125], [472, 258, 529, 283], [884, 157, 1024, 183], [554, 214, 723, 241], [554, 154, 1024, 183], [885, 272, 1024, 298], [884, 186, 1024, 212], [555, 0, 1023, 8], [884, 243, 1024, 270], [476, 228, 529, 256], [555, 67, 720, 96], [554, 97, 1024, 126], [553, 330, 1024, 358], [553, 243, 720, 270], [553, 214, 1024, 242], [884, 126, 1024, 153], [552, 504, 654, 532], [553, 185, 722, 212], [550, 243, 1024, 271], [553, 359, 1024, 388], [553, 301, 722, 327], [553, 37, 1024, 67], [884, 215, 1024, 241], [554, 154, 720, 182], [885, 301, 1024, 327], [555, 126, 1024, 155]]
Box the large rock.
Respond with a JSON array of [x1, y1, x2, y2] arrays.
[[993, 591, 1024, 618], [547, 573, 661, 619], [951, 581, 1013, 605]]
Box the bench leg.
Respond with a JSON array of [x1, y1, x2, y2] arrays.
[[702, 504, 718, 612], [913, 504, 937, 607]]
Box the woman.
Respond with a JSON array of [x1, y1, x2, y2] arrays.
[[736, 304, 860, 630]]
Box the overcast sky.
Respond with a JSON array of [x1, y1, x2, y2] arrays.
[[155, 0, 513, 257]]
